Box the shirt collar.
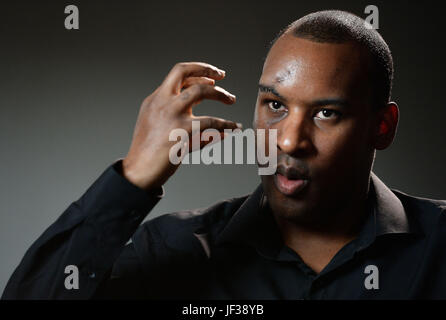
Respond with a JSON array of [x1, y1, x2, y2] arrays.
[[214, 172, 419, 257], [370, 172, 417, 236], [214, 184, 283, 258]]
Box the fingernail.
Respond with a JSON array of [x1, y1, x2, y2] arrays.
[[219, 69, 226, 76], [236, 122, 243, 129]]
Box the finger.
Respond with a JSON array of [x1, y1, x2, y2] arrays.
[[199, 130, 230, 149], [174, 84, 236, 112], [181, 77, 215, 91], [162, 62, 226, 95], [193, 116, 243, 132], [188, 130, 226, 152], [185, 117, 242, 152]]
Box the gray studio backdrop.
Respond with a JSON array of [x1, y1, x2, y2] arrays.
[[1, 0, 445, 293]]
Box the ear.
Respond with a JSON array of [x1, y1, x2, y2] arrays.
[[374, 102, 399, 150]]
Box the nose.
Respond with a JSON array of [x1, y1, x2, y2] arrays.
[[277, 110, 313, 157]]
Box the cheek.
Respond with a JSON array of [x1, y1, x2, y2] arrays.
[[314, 121, 366, 166]]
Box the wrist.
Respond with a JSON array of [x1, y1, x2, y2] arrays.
[[112, 159, 165, 198], [122, 158, 165, 192], [121, 158, 144, 188]]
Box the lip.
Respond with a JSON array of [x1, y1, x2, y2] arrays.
[[274, 173, 309, 197]]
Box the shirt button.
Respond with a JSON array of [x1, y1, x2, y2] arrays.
[[89, 272, 96, 279]]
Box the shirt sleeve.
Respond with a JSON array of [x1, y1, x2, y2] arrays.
[[91, 242, 147, 299], [1, 159, 164, 299]]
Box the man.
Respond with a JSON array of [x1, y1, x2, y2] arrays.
[[3, 10, 445, 299]]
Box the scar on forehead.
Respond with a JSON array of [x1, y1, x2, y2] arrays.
[[275, 69, 292, 83], [273, 61, 301, 84]]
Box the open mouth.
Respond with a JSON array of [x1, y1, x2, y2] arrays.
[[272, 162, 310, 196], [274, 173, 309, 197]]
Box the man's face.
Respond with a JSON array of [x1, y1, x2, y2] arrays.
[[254, 34, 378, 224]]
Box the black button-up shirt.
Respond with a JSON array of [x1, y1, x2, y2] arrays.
[[2, 160, 446, 299]]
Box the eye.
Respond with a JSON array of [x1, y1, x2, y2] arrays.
[[315, 108, 341, 120], [266, 100, 286, 112]]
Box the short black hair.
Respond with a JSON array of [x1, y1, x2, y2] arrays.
[[269, 10, 394, 109]]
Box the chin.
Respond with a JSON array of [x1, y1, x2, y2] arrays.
[[262, 177, 315, 222], [270, 195, 318, 222]]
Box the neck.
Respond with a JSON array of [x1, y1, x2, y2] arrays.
[[273, 188, 371, 274]]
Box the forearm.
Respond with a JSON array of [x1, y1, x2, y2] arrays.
[[2, 160, 163, 299]]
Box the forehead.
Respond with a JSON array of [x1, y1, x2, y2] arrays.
[[261, 34, 371, 101]]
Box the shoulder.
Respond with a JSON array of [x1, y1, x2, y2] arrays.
[[131, 192, 250, 255], [393, 189, 445, 215], [392, 189, 446, 234]]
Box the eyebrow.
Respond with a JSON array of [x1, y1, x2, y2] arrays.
[[258, 84, 288, 102], [310, 98, 350, 109]]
